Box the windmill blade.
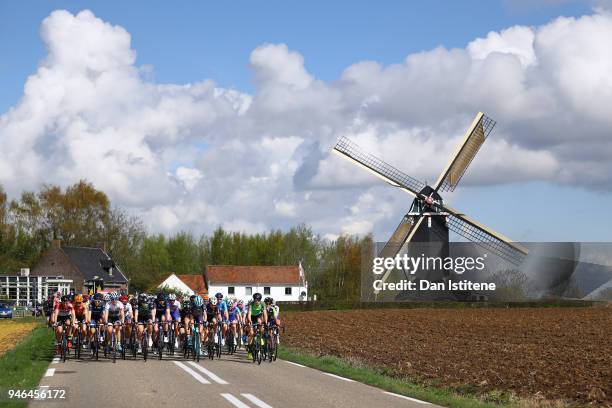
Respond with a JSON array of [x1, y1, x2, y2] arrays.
[[333, 136, 426, 197], [442, 203, 528, 265], [433, 112, 496, 193], [374, 216, 425, 295]]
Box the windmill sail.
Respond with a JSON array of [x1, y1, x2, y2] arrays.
[[374, 216, 425, 294], [442, 204, 528, 265], [434, 113, 496, 192], [333, 136, 426, 197]]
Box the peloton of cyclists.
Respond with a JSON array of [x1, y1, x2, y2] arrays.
[[50, 289, 283, 361]]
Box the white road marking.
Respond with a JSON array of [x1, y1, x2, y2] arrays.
[[187, 362, 229, 384], [173, 361, 210, 384], [383, 391, 431, 404], [324, 372, 355, 382], [51, 357, 60, 364], [285, 361, 305, 368], [44, 368, 55, 377], [242, 393, 273, 408], [221, 393, 251, 408]]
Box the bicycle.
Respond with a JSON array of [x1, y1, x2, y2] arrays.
[[266, 323, 279, 363], [89, 321, 101, 361], [55, 321, 70, 363], [139, 322, 151, 362], [73, 320, 86, 359], [206, 323, 216, 360], [251, 323, 264, 365]]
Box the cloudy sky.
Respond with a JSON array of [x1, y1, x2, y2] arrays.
[[1, 0, 612, 241]]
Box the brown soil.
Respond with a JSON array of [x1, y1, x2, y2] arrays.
[[0, 320, 38, 357], [284, 308, 612, 406]]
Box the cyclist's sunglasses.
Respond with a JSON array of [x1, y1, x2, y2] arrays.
[[75, 302, 82, 305]]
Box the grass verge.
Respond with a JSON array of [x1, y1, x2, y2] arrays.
[[279, 346, 522, 408], [0, 321, 54, 408]]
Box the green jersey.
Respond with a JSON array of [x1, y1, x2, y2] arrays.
[[250, 302, 264, 316]]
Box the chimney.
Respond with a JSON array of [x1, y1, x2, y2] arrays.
[[51, 239, 61, 249]]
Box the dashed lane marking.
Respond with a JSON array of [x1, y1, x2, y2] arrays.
[[383, 391, 431, 404], [221, 393, 251, 408], [242, 393, 274, 408], [173, 361, 210, 384], [51, 357, 60, 364], [284, 361, 306, 368], [323, 372, 355, 382], [44, 368, 55, 377], [187, 361, 229, 384]]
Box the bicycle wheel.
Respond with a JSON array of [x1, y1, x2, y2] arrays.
[[61, 330, 67, 363], [194, 329, 200, 362], [216, 327, 222, 358], [169, 324, 175, 356], [273, 331, 279, 361], [75, 327, 81, 359], [142, 330, 148, 362], [157, 328, 164, 360], [267, 333, 274, 363], [93, 327, 99, 361], [111, 330, 117, 363]]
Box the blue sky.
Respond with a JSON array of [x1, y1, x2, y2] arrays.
[[0, 0, 593, 112], [0, 1, 611, 242]]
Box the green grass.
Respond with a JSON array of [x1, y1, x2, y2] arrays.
[[278, 346, 516, 408], [0, 322, 55, 408]]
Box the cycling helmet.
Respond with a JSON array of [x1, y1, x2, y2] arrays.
[[182, 299, 191, 308], [227, 299, 234, 308], [264, 297, 271, 304], [156, 293, 165, 301], [138, 293, 148, 302], [194, 296, 204, 307], [61, 295, 70, 302], [109, 292, 119, 301], [119, 294, 129, 303], [210, 297, 217, 306], [269, 297, 274, 304], [215, 292, 223, 299], [103, 293, 110, 302], [253, 293, 262, 301], [130, 297, 138, 305], [93, 293, 104, 301], [202, 294, 209, 302], [82, 294, 89, 302], [168, 293, 176, 301], [74, 294, 83, 303], [237, 300, 244, 307]]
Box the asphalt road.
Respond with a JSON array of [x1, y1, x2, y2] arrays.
[[31, 347, 439, 408]]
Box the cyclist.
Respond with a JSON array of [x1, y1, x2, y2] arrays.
[[88, 293, 106, 348], [205, 296, 218, 345], [264, 297, 281, 344], [190, 295, 207, 356], [152, 293, 170, 350], [52, 295, 76, 352], [226, 298, 241, 346], [215, 292, 229, 346], [72, 294, 88, 349], [134, 293, 154, 353], [179, 297, 192, 349], [43, 295, 55, 327], [104, 292, 125, 352], [120, 294, 134, 348], [237, 299, 247, 346], [167, 293, 181, 348], [246, 293, 267, 359]]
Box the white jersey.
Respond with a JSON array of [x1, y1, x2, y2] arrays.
[[105, 301, 124, 318], [123, 302, 133, 319]]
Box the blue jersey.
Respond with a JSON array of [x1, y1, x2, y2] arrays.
[[217, 300, 228, 314], [228, 305, 239, 320]]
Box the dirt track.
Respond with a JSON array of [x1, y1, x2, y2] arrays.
[[284, 307, 612, 405]]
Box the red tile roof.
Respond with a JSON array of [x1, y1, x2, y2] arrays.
[[206, 265, 301, 285], [177, 274, 207, 294]]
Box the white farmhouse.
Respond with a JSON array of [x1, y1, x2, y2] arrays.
[[205, 264, 307, 302], [156, 273, 207, 296]]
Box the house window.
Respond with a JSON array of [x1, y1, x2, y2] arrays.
[[245, 287, 252, 296], [228, 286, 235, 295], [264, 287, 271, 295], [285, 287, 292, 295]]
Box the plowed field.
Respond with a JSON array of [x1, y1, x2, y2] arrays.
[[284, 307, 612, 405], [0, 319, 38, 357]]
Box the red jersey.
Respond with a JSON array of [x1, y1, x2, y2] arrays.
[[74, 303, 87, 318], [54, 302, 74, 318]]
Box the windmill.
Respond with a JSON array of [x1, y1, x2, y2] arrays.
[[332, 112, 529, 300]]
